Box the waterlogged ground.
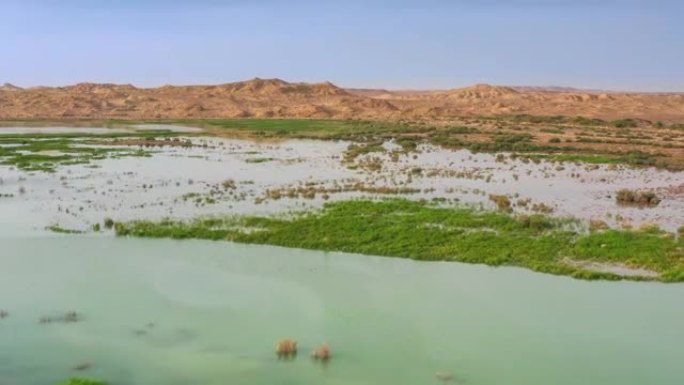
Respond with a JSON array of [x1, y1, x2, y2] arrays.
[[0, 126, 682, 234], [1, 125, 683, 384]]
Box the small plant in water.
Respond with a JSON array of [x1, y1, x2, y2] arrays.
[[615, 189, 661, 207], [221, 179, 236, 189], [435, 371, 455, 384], [311, 344, 331, 361], [103, 218, 115, 229], [489, 194, 512, 212], [275, 338, 298, 359]]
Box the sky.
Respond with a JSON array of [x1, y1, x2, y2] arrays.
[[1, 0, 682, 91]]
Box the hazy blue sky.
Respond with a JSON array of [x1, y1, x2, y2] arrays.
[[1, 0, 682, 91]]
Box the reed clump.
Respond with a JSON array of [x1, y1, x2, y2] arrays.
[[615, 189, 661, 207]]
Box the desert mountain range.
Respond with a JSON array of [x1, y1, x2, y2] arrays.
[[1, 78, 683, 122]]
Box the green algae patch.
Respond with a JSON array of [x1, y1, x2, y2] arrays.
[[114, 199, 684, 282]]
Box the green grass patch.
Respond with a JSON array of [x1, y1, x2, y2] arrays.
[[186, 119, 423, 139], [114, 199, 684, 282], [479, 114, 607, 126], [0, 132, 171, 172]]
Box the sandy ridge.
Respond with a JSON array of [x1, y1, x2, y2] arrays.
[[1, 78, 683, 122]]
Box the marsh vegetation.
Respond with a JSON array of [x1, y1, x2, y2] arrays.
[[615, 189, 662, 207], [3, 123, 683, 284], [169, 117, 684, 171], [114, 199, 684, 282], [0, 129, 188, 172]]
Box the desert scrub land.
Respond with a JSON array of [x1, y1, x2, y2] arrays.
[[114, 199, 684, 282]]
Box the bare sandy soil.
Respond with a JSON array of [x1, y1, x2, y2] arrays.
[[2, 78, 684, 122]]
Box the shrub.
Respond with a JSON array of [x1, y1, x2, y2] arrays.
[[517, 214, 552, 230], [615, 189, 661, 207], [611, 119, 637, 128], [221, 179, 236, 189], [589, 219, 609, 231], [531, 202, 554, 214], [489, 194, 512, 212]]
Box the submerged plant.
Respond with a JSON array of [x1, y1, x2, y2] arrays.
[[57, 378, 106, 385]]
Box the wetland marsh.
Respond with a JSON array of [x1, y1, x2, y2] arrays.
[[1, 121, 683, 385]]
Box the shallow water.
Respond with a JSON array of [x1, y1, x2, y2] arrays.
[[0, 135, 682, 233], [1, 234, 683, 385]]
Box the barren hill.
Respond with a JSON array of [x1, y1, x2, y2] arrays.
[[1, 78, 683, 122]]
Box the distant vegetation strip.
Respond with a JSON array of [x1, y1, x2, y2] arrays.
[[166, 118, 684, 170], [0, 130, 186, 172], [2, 116, 683, 171], [113, 199, 684, 282]]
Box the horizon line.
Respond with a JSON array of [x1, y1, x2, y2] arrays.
[[3, 78, 683, 95]]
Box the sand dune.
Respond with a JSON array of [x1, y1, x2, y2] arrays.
[[1, 78, 683, 122]]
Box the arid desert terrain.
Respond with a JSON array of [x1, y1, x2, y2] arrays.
[[2, 78, 684, 122]]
